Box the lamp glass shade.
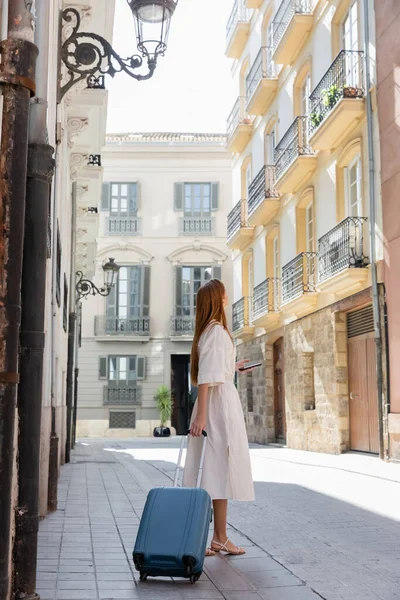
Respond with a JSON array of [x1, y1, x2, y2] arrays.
[[102, 258, 120, 288]]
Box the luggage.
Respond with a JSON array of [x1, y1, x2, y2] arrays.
[[133, 430, 211, 584]]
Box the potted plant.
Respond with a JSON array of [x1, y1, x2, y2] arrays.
[[153, 385, 173, 438], [321, 84, 342, 109]]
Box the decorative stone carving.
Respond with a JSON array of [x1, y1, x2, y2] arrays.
[[70, 152, 88, 180], [67, 117, 89, 148], [61, 5, 92, 43]]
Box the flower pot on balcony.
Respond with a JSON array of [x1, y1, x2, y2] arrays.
[[153, 426, 171, 438], [343, 86, 358, 98]]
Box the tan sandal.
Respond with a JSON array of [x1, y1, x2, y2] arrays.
[[205, 547, 216, 557], [211, 538, 246, 556]]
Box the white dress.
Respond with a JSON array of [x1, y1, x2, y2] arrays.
[[182, 323, 255, 501]]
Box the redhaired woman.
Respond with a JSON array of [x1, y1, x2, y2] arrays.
[[182, 279, 255, 557]]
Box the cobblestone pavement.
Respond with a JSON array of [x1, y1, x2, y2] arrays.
[[36, 439, 400, 600]]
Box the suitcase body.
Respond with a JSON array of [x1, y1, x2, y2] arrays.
[[133, 431, 211, 584]]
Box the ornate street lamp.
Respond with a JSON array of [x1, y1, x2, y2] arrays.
[[76, 258, 120, 300], [60, 0, 179, 99]]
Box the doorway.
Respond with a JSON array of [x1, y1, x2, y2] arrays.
[[347, 306, 379, 454], [171, 355, 196, 435], [273, 338, 286, 442]]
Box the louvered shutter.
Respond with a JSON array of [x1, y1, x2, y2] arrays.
[[211, 182, 219, 211], [175, 266, 183, 316], [212, 265, 222, 281], [142, 265, 150, 317], [137, 356, 146, 380], [99, 356, 108, 379], [106, 282, 117, 317], [101, 182, 110, 211], [174, 182, 184, 211], [129, 183, 137, 216]]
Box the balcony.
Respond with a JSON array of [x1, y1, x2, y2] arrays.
[[274, 116, 317, 194], [246, 47, 278, 115], [94, 316, 150, 340], [170, 315, 195, 340], [253, 278, 281, 330], [227, 199, 254, 251], [227, 97, 253, 154], [282, 252, 318, 316], [309, 51, 365, 151], [232, 297, 254, 339], [179, 217, 215, 236], [106, 217, 141, 236], [318, 217, 369, 295], [226, 0, 251, 59], [272, 0, 314, 65], [103, 386, 141, 407], [248, 165, 280, 227]]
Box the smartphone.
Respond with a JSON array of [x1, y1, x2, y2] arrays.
[[239, 361, 262, 371]]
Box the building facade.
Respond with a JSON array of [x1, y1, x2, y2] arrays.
[[77, 133, 232, 437], [375, 2, 400, 460], [225, 0, 388, 455]]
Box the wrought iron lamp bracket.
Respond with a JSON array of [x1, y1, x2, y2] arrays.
[[76, 271, 111, 301], [59, 7, 157, 100]]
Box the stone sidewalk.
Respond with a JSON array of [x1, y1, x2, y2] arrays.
[[36, 439, 400, 600]]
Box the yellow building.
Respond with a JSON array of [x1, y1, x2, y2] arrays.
[[225, 0, 387, 455]]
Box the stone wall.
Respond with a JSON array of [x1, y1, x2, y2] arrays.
[[284, 308, 350, 454], [236, 334, 275, 445]]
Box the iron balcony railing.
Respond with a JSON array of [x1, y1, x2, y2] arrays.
[[227, 97, 251, 140], [103, 386, 141, 406], [253, 278, 280, 320], [226, 0, 249, 41], [318, 217, 369, 283], [282, 252, 317, 304], [273, 0, 313, 50], [248, 165, 279, 218], [94, 316, 150, 336], [246, 47, 277, 102], [179, 217, 215, 236], [227, 199, 248, 240], [309, 50, 365, 135], [171, 315, 196, 336], [106, 217, 141, 236], [274, 116, 314, 181], [232, 296, 252, 332]]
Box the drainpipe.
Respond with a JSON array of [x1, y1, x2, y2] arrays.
[[72, 304, 81, 448], [0, 2, 37, 599], [363, 0, 385, 459], [65, 183, 77, 463], [14, 0, 55, 596]]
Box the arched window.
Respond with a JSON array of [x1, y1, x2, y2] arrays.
[[336, 138, 364, 220], [296, 188, 315, 254]]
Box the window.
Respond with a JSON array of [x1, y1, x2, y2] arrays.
[[273, 236, 279, 279], [306, 202, 314, 251], [184, 183, 211, 217], [266, 21, 274, 67], [56, 222, 61, 307], [300, 74, 311, 116], [175, 265, 221, 316], [342, 0, 359, 87], [245, 163, 252, 199], [99, 355, 146, 383], [63, 274, 68, 332], [346, 156, 362, 216], [107, 265, 150, 320], [101, 182, 138, 214], [266, 127, 276, 165]]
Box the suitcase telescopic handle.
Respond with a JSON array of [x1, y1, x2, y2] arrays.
[[173, 430, 208, 488]]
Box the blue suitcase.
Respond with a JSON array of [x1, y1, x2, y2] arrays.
[[133, 431, 211, 584]]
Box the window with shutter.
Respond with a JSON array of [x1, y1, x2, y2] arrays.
[[107, 265, 149, 320], [110, 183, 138, 217], [183, 183, 212, 217], [176, 266, 214, 316], [211, 182, 219, 211], [137, 356, 146, 380], [175, 266, 183, 316], [106, 355, 143, 384], [212, 265, 222, 280]]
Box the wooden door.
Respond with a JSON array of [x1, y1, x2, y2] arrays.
[[348, 333, 379, 454], [274, 338, 286, 442]]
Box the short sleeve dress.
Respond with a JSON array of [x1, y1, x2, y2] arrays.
[[182, 323, 255, 501]]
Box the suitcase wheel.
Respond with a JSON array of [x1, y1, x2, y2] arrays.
[[139, 572, 148, 581], [190, 573, 201, 585]]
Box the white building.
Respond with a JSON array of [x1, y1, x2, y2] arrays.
[[77, 133, 232, 437], [225, 0, 384, 455]]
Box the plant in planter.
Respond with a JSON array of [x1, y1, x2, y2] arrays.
[[321, 84, 342, 109], [310, 111, 324, 130], [153, 385, 173, 438]]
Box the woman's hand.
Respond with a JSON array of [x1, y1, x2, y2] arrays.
[[190, 411, 207, 437], [236, 359, 254, 373]]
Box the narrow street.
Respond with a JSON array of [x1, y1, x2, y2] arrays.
[[36, 439, 400, 600]]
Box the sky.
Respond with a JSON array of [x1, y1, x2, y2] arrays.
[[106, 0, 236, 134]]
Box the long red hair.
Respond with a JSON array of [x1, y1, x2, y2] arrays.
[[190, 279, 231, 386]]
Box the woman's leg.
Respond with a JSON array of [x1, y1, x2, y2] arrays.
[[211, 500, 245, 555]]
